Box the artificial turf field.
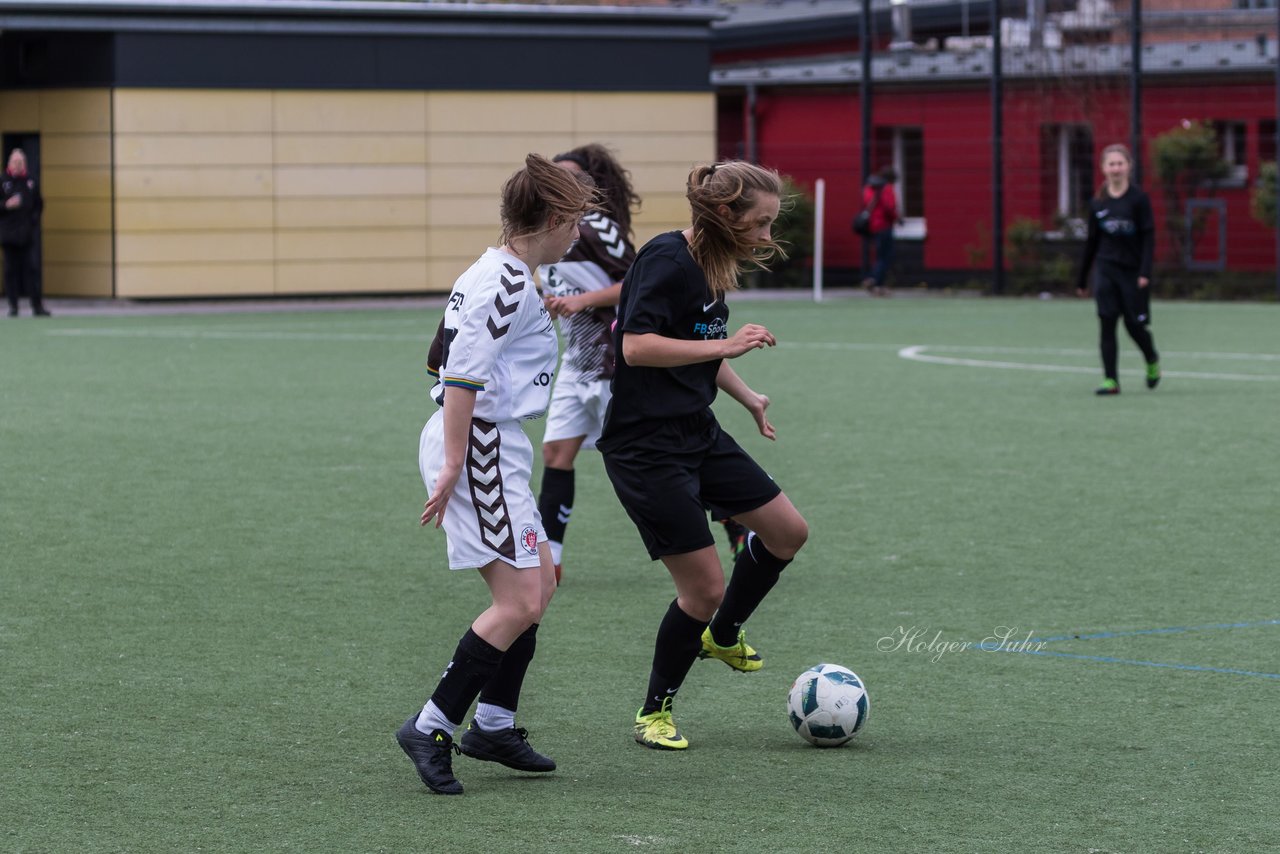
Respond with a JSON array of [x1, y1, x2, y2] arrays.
[[2, 295, 1277, 854]]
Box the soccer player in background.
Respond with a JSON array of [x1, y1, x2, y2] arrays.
[[597, 161, 810, 750], [396, 155, 597, 795], [535, 144, 640, 585], [1075, 143, 1161, 396]]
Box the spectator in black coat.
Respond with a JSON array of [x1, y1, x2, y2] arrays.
[[2, 148, 47, 317]]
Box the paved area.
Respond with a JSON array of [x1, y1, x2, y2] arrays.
[[11, 286, 954, 319]]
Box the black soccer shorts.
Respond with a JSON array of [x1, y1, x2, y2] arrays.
[[601, 410, 781, 560]]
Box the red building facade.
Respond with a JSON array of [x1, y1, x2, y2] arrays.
[[713, 8, 1277, 285]]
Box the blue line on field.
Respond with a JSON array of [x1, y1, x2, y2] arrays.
[[970, 618, 1280, 680], [1006, 649, 1280, 680], [1029, 618, 1280, 644]]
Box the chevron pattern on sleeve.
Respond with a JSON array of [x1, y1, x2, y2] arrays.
[[585, 212, 627, 259], [466, 419, 515, 560], [487, 264, 527, 340]]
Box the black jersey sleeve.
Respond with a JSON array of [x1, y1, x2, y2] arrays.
[[1077, 201, 1100, 292], [1136, 190, 1154, 280], [620, 254, 684, 337]]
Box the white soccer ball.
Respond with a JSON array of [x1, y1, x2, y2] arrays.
[[787, 663, 870, 747]]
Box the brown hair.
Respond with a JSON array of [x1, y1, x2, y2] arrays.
[[1096, 143, 1134, 198], [500, 153, 600, 245], [686, 160, 787, 296], [554, 143, 641, 238]]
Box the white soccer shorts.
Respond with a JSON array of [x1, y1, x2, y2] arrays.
[[419, 411, 546, 571], [542, 377, 611, 449]]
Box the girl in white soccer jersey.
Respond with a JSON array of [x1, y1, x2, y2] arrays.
[[535, 144, 639, 584], [598, 161, 809, 750], [396, 154, 597, 795]]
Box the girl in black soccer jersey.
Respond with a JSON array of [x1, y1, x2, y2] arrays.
[[396, 155, 596, 795], [597, 160, 809, 750], [1076, 143, 1161, 396]]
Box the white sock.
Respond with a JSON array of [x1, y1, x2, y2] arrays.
[[473, 702, 515, 732], [549, 540, 563, 565], [415, 700, 457, 736]]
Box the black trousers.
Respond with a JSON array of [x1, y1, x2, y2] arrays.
[[3, 241, 43, 312], [1093, 261, 1157, 381]]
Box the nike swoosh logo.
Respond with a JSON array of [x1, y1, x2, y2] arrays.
[[703, 300, 717, 312]]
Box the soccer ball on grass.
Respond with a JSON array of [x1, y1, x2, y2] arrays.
[[786, 663, 869, 747]]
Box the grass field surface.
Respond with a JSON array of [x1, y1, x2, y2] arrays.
[[2, 295, 1277, 853]]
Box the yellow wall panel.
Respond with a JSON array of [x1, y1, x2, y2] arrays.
[[114, 90, 272, 134], [274, 165, 426, 197], [0, 91, 40, 128], [427, 92, 575, 133], [116, 231, 275, 264], [275, 198, 427, 229], [274, 134, 428, 166], [429, 164, 531, 197], [428, 134, 571, 166], [273, 91, 426, 134], [44, 263, 113, 298], [116, 263, 274, 298], [42, 134, 113, 168], [42, 200, 112, 231], [426, 258, 472, 293], [572, 93, 715, 135], [426, 227, 498, 258], [40, 90, 111, 133], [275, 229, 426, 262], [275, 259, 428, 294], [115, 166, 273, 199], [115, 134, 273, 167], [427, 196, 501, 230], [43, 232, 113, 265], [115, 199, 274, 231], [42, 166, 112, 200], [587, 133, 715, 167]]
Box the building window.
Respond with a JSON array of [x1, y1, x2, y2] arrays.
[[1260, 119, 1276, 165], [872, 126, 924, 219], [1040, 124, 1093, 227], [1211, 120, 1247, 182]]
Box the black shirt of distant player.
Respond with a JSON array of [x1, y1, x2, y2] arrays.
[[1084, 185, 1154, 278], [605, 231, 729, 431]]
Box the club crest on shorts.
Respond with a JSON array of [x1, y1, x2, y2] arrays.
[[520, 525, 539, 556]]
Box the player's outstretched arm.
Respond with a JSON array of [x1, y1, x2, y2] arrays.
[[421, 385, 477, 528], [716, 362, 776, 441], [621, 323, 775, 368]]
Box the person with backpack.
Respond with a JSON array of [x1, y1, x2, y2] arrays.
[[855, 166, 901, 297]]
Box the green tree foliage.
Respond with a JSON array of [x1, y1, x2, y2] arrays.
[[1151, 121, 1229, 266], [1250, 161, 1276, 229]]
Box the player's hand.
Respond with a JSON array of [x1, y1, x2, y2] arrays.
[[1075, 287, 1088, 298], [745, 392, 776, 441], [4, 194, 20, 209], [550, 293, 590, 316], [542, 295, 560, 319], [724, 323, 776, 358], [421, 465, 462, 528], [1137, 276, 1150, 289]]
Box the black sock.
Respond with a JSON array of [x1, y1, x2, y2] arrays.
[[1099, 315, 1120, 381], [642, 600, 708, 715], [537, 467, 575, 555], [1124, 319, 1158, 365], [477, 623, 537, 713], [709, 533, 791, 648], [428, 628, 505, 725]]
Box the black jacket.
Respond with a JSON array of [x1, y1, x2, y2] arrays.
[[0, 172, 43, 247]]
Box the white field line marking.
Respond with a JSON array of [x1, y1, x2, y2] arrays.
[[899, 345, 1280, 382], [47, 328, 428, 342]]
